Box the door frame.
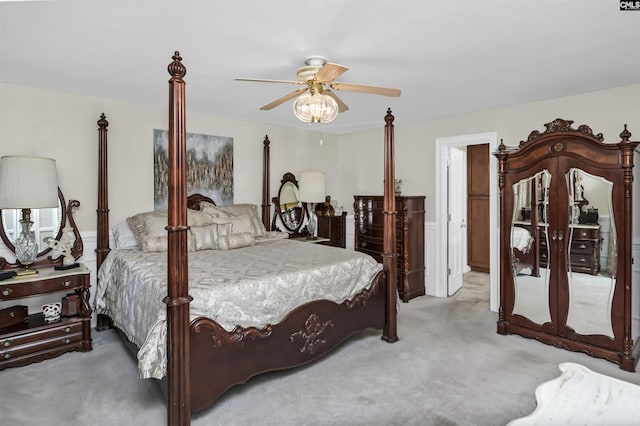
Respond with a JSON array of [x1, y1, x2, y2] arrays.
[[435, 132, 499, 312]]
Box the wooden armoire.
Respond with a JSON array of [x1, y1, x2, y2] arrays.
[[354, 195, 425, 302], [495, 119, 638, 371]]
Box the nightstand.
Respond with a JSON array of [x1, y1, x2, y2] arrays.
[[0, 264, 92, 370]]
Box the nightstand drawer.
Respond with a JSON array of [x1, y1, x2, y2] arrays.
[[1, 322, 83, 360], [572, 227, 598, 240], [570, 240, 597, 254], [0, 274, 85, 300]]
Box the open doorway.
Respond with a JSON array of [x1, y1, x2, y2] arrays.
[[434, 132, 499, 312]]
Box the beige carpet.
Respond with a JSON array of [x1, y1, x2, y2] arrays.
[[1, 272, 639, 425]]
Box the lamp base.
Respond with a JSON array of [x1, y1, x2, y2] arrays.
[[16, 269, 39, 277]]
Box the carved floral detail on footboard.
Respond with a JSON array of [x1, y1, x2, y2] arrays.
[[289, 313, 334, 354], [345, 271, 384, 309], [191, 318, 273, 349]]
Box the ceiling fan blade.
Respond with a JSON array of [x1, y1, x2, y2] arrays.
[[324, 89, 349, 113], [235, 77, 304, 85], [259, 88, 308, 110], [330, 82, 401, 97], [315, 62, 349, 82]]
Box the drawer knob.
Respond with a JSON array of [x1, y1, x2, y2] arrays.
[[2, 340, 10, 348], [578, 244, 587, 249], [64, 327, 71, 333], [580, 258, 587, 263], [63, 338, 71, 345], [3, 353, 11, 360], [62, 280, 72, 287], [1, 288, 12, 296], [361, 241, 368, 248]]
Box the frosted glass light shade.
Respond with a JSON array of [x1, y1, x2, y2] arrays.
[[293, 92, 339, 123], [0, 156, 59, 209], [298, 171, 326, 203]]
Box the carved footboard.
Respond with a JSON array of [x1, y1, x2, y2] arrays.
[[189, 270, 387, 412]]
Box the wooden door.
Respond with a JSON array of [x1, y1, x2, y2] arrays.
[[467, 143, 490, 272]]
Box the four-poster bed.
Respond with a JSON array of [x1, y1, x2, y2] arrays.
[[95, 52, 399, 424]]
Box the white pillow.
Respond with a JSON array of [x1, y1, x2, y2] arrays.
[[209, 215, 254, 235], [218, 232, 255, 250], [112, 221, 138, 248]]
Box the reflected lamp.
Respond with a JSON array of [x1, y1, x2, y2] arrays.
[[0, 156, 59, 268], [298, 171, 326, 239]]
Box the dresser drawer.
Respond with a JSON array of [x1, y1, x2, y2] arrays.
[[569, 253, 598, 269], [0, 321, 83, 360], [571, 227, 598, 240], [357, 225, 403, 241], [570, 239, 597, 255], [0, 274, 85, 300]]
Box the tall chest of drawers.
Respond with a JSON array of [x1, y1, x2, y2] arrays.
[[354, 195, 425, 302]]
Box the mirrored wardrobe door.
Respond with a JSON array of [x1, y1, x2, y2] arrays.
[[564, 168, 615, 338], [509, 169, 552, 326]]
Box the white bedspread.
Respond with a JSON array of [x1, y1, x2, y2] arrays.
[[95, 239, 382, 379]]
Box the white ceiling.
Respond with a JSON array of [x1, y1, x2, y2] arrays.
[[1, 0, 639, 134]]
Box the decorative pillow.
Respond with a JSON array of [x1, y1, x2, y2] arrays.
[[187, 209, 215, 227], [218, 232, 255, 250], [210, 215, 255, 235], [251, 216, 267, 237], [214, 203, 259, 218], [126, 211, 168, 246], [191, 224, 219, 251], [144, 214, 170, 238], [141, 236, 169, 252], [112, 221, 138, 248], [199, 202, 235, 219]]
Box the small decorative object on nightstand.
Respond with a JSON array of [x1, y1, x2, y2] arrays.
[[0, 187, 90, 370]]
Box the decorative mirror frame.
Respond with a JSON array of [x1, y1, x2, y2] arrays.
[[495, 118, 638, 372], [271, 172, 308, 236], [0, 188, 83, 270]]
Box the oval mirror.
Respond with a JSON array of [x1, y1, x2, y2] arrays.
[[0, 187, 65, 258], [274, 172, 307, 234]]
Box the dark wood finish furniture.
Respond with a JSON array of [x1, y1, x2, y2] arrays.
[[467, 143, 490, 272], [0, 265, 92, 370], [495, 118, 638, 372], [317, 212, 346, 248], [354, 195, 425, 302], [95, 52, 399, 424], [538, 224, 600, 275], [270, 172, 308, 238]]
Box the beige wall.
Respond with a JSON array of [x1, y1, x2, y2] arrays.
[[331, 84, 640, 239], [1, 82, 639, 239], [0, 83, 338, 232]]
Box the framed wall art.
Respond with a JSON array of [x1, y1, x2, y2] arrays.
[[153, 129, 233, 210]]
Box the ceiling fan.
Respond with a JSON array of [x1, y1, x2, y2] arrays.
[[234, 56, 401, 123]]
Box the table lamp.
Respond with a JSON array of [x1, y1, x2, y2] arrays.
[[0, 156, 59, 268], [298, 171, 326, 239]]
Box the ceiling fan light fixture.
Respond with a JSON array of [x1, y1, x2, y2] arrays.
[[292, 92, 339, 123]]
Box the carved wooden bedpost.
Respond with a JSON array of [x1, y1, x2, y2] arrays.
[[164, 51, 192, 426], [382, 108, 398, 342], [262, 135, 271, 230], [96, 113, 110, 270], [618, 124, 638, 368]]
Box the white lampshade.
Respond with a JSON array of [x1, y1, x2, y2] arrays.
[[0, 156, 59, 209], [298, 171, 326, 203], [293, 92, 339, 123], [279, 183, 299, 209]]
